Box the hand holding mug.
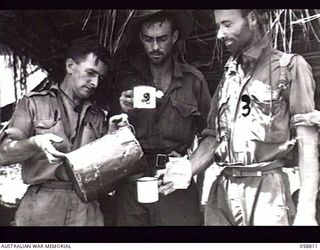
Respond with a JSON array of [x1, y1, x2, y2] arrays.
[[159, 155, 193, 195], [119, 90, 134, 113]]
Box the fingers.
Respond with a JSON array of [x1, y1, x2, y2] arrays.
[[31, 133, 65, 163], [155, 169, 166, 178], [120, 90, 134, 112], [120, 95, 133, 106], [292, 121, 309, 127], [168, 151, 182, 157], [46, 146, 65, 158], [44, 150, 64, 164], [108, 114, 129, 133], [291, 114, 308, 124], [48, 134, 64, 143], [159, 181, 175, 195], [291, 111, 320, 127], [42, 140, 65, 164], [123, 90, 133, 97], [109, 113, 128, 126]]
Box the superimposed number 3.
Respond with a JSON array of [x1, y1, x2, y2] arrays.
[[241, 94, 251, 117]]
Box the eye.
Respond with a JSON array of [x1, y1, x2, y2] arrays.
[[158, 36, 168, 42], [99, 75, 105, 82], [143, 36, 152, 42], [224, 22, 232, 28], [87, 71, 95, 77]]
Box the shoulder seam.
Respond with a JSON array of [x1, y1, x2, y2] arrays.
[[178, 62, 205, 80]]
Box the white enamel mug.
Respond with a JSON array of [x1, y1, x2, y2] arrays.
[[133, 86, 156, 109], [136, 177, 159, 203]]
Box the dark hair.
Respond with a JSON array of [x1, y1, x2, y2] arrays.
[[66, 38, 111, 67], [240, 9, 269, 34], [140, 12, 178, 35]]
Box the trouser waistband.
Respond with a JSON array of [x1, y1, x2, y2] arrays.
[[222, 167, 282, 177]]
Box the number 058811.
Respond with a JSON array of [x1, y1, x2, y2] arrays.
[[300, 244, 318, 248]]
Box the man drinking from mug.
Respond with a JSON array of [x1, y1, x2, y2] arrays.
[[115, 10, 211, 226]]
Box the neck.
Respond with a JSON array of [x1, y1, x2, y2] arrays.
[[149, 57, 173, 78], [242, 31, 263, 55], [60, 76, 81, 105]]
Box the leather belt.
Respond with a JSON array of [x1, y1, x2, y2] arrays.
[[145, 153, 169, 170], [222, 167, 282, 177]]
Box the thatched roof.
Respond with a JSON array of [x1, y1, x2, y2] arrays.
[[1, 9, 320, 121]]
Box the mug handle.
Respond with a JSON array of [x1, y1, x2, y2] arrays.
[[127, 123, 136, 135]]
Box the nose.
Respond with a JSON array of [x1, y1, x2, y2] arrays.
[[91, 76, 99, 88], [152, 39, 159, 51], [217, 27, 225, 40]]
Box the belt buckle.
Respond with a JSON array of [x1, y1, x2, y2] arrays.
[[256, 171, 262, 177], [156, 154, 168, 169]]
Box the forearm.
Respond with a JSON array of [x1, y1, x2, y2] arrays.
[[0, 138, 39, 165], [190, 135, 218, 176], [296, 126, 319, 214]]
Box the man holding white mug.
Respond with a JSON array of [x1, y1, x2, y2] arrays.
[[116, 10, 211, 226]]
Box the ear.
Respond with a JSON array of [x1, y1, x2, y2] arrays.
[[139, 32, 143, 43], [66, 58, 76, 74], [247, 11, 258, 29], [172, 30, 179, 44]]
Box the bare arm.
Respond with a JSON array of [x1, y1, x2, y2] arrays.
[[0, 133, 65, 166], [190, 135, 218, 176], [291, 110, 320, 127], [0, 137, 39, 165], [294, 125, 319, 225]]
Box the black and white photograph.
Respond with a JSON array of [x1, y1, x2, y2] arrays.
[[0, 7, 320, 244]]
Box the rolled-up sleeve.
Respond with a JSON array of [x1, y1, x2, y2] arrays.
[[201, 86, 219, 139], [195, 74, 212, 134], [289, 55, 315, 115], [7, 96, 34, 139]]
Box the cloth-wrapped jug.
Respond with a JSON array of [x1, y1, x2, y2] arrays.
[[64, 125, 144, 203]]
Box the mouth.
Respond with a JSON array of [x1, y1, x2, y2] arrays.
[[224, 40, 233, 46], [150, 53, 163, 58], [84, 86, 95, 94]]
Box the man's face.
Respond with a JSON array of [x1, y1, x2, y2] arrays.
[[139, 19, 178, 65], [214, 10, 255, 56], [67, 52, 108, 100]]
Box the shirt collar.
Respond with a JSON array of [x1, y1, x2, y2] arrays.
[[131, 54, 183, 79], [50, 83, 93, 109], [241, 32, 272, 65], [224, 33, 272, 74]]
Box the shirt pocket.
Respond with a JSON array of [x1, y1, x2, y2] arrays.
[[163, 99, 200, 142], [171, 99, 200, 117], [250, 92, 283, 116], [248, 89, 289, 143], [34, 119, 59, 135], [80, 121, 102, 146]]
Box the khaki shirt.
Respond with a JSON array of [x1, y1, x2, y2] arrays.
[[203, 35, 315, 167], [6, 84, 107, 184], [117, 55, 211, 155]]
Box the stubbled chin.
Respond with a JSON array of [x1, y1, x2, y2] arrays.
[[81, 90, 94, 99], [150, 58, 164, 65], [228, 47, 239, 56]]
